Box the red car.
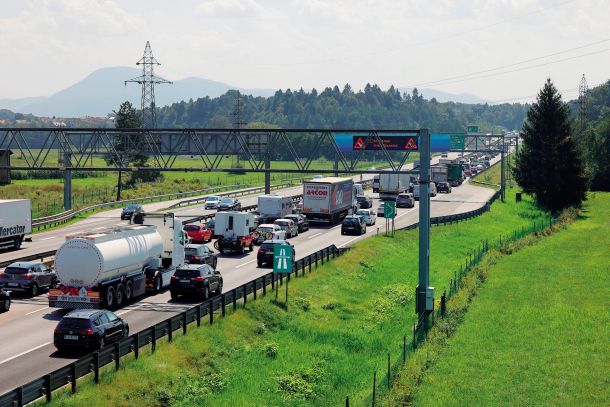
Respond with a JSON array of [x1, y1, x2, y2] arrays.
[[184, 224, 213, 243]]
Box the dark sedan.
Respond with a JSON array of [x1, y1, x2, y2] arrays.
[[356, 195, 373, 209], [257, 240, 295, 268], [121, 204, 143, 220], [437, 182, 452, 193], [0, 261, 57, 296], [396, 193, 415, 208], [217, 198, 241, 212], [341, 215, 366, 235], [185, 244, 218, 268], [0, 289, 10, 312], [54, 310, 129, 352], [284, 214, 309, 233]]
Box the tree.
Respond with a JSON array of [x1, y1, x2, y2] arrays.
[[513, 79, 587, 213], [581, 116, 610, 190], [108, 101, 142, 201]]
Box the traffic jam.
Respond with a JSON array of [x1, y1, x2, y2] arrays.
[[0, 153, 496, 355]]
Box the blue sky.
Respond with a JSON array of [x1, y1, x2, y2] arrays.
[[1, 0, 608, 102]]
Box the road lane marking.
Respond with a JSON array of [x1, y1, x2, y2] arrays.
[[307, 232, 322, 239], [0, 342, 52, 366], [116, 304, 144, 316], [25, 306, 49, 316], [39, 236, 56, 241], [236, 259, 257, 269]]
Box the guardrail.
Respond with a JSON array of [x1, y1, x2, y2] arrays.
[[0, 244, 347, 407]]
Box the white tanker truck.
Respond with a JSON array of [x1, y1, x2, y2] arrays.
[[48, 213, 185, 310]]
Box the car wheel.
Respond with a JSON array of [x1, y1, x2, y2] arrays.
[[213, 258, 218, 269], [0, 298, 10, 312], [257, 261, 263, 267], [202, 286, 209, 300], [123, 326, 129, 339], [115, 284, 125, 308], [98, 336, 106, 350], [216, 283, 223, 295], [105, 286, 116, 309], [170, 290, 178, 300], [30, 283, 38, 297]]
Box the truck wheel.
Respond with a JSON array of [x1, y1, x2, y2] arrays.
[[30, 283, 38, 297], [125, 281, 134, 302], [105, 286, 116, 309], [154, 276, 162, 294], [115, 284, 125, 308], [13, 236, 22, 250]]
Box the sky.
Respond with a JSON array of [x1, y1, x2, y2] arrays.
[[1, 0, 609, 103]]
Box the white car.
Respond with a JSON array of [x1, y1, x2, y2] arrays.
[[356, 209, 376, 226], [254, 224, 286, 244], [377, 202, 385, 217], [204, 196, 222, 210]]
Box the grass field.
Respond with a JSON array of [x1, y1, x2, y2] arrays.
[[410, 193, 610, 406], [41, 186, 548, 407], [2, 155, 389, 218]]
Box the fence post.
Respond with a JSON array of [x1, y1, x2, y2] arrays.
[[253, 279, 257, 300], [209, 300, 214, 324], [262, 278, 267, 296], [17, 386, 23, 406], [167, 319, 173, 343], [233, 289, 237, 311], [413, 323, 417, 350], [134, 334, 139, 360], [45, 373, 52, 402], [372, 370, 377, 407], [346, 395, 349, 407], [182, 312, 187, 335], [70, 362, 77, 393], [222, 294, 226, 316], [244, 284, 248, 305], [441, 290, 446, 317], [387, 353, 391, 389], [115, 342, 121, 370], [197, 305, 201, 326], [152, 327, 157, 353], [308, 255, 312, 273]]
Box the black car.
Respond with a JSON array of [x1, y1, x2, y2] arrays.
[[185, 244, 218, 268], [284, 214, 310, 233], [0, 261, 57, 296], [170, 264, 223, 300], [437, 182, 452, 193], [356, 195, 373, 209], [257, 240, 295, 268], [341, 215, 366, 236], [54, 310, 129, 352], [217, 198, 241, 212], [0, 289, 10, 312], [396, 193, 415, 208], [121, 204, 143, 220]]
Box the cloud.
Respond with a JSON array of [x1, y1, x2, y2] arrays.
[[196, 0, 263, 18]]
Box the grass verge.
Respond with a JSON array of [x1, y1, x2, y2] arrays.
[[41, 188, 547, 406], [385, 192, 609, 406]]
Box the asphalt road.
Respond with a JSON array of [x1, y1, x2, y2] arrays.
[[0, 152, 498, 394]]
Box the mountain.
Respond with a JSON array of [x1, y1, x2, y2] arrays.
[[398, 88, 490, 104], [1, 67, 275, 118]]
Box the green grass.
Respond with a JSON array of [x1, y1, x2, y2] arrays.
[[411, 193, 610, 407], [42, 188, 547, 407]]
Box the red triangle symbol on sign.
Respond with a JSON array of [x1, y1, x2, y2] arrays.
[[405, 137, 418, 150], [354, 137, 366, 149]]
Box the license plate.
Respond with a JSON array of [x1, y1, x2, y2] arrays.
[[180, 279, 190, 283], [64, 335, 78, 340], [8, 283, 18, 287]]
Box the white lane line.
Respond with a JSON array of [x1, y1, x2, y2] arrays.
[[0, 342, 52, 366], [114, 223, 124, 226], [116, 304, 144, 316], [236, 259, 257, 269], [93, 226, 106, 230], [39, 237, 56, 241], [307, 232, 322, 239], [25, 306, 49, 316]]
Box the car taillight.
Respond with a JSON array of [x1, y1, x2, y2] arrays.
[[192, 256, 200, 261], [48, 296, 57, 301], [258, 249, 264, 254], [0, 273, 5, 279], [54, 328, 60, 334], [171, 276, 178, 281], [24, 274, 33, 279], [193, 276, 204, 282], [80, 328, 94, 335]]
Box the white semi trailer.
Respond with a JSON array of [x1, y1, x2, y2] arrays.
[[0, 199, 32, 251], [49, 213, 185, 309]]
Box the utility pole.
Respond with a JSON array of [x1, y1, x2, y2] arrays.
[[125, 41, 172, 129], [500, 131, 506, 202], [578, 74, 588, 134], [416, 129, 431, 319]]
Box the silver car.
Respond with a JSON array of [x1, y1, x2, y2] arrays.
[[204, 196, 222, 210], [356, 209, 376, 226], [274, 218, 299, 238]]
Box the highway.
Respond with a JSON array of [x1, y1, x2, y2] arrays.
[[0, 153, 498, 395]]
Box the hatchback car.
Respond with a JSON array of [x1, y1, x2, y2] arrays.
[[170, 264, 223, 300], [284, 214, 310, 233], [356, 195, 373, 209], [396, 193, 415, 208], [274, 218, 299, 238], [437, 182, 452, 193], [356, 209, 376, 226], [341, 215, 367, 235], [0, 262, 57, 296], [121, 204, 143, 220], [183, 224, 213, 243], [204, 196, 222, 210], [0, 289, 10, 312], [185, 244, 218, 268], [254, 224, 286, 245], [257, 240, 295, 268], [54, 310, 129, 352], [217, 198, 241, 212]]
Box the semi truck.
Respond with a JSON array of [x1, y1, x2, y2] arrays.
[[48, 212, 185, 310], [431, 165, 448, 184], [0, 199, 32, 251], [378, 173, 411, 200], [447, 163, 465, 186], [302, 177, 355, 223], [257, 195, 293, 224]]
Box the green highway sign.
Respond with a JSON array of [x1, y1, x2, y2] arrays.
[[273, 245, 293, 273], [467, 125, 479, 133], [449, 133, 465, 150], [384, 201, 396, 219]]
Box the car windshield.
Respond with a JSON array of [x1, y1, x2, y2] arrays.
[[260, 243, 276, 250], [344, 219, 359, 225], [220, 198, 233, 204], [124, 205, 139, 210], [184, 248, 201, 256], [175, 269, 200, 278], [357, 196, 367, 201], [257, 227, 274, 233], [4, 267, 29, 274], [275, 221, 288, 226], [356, 210, 369, 216], [207, 196, 220, 201], [183, 225, 200, 231], [58, 318, 91, 329]]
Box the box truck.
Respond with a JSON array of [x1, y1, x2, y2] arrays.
[[212, 211, 256, 254], [0, 199, 32, 251], [48, 213, 185, 309], [378, 173, 411, 201], [431, 165, 448, 184], [302, 177, 354, 223], [257, 195, 293, 223]]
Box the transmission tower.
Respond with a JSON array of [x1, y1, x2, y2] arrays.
[[232, 90, 247, 167], [578, 74, 588, 131], [125, 41, 172, 128]]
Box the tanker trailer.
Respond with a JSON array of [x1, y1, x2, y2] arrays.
[[49, 213, 185, 309]]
